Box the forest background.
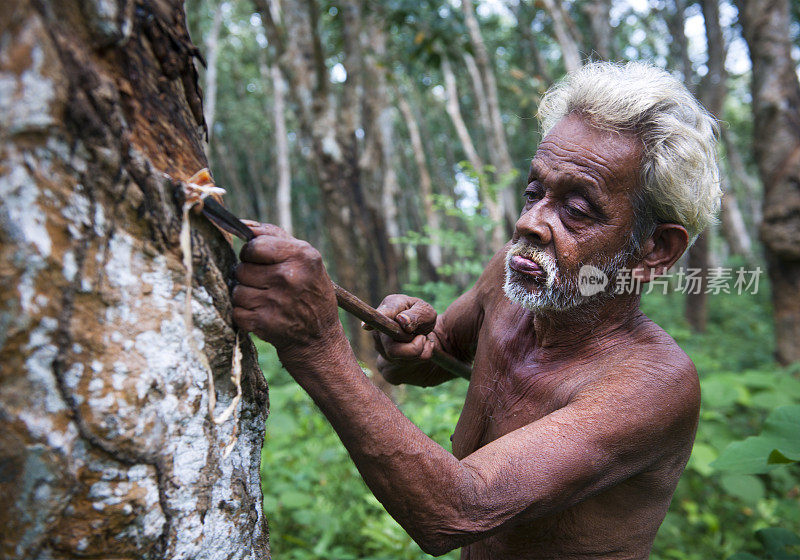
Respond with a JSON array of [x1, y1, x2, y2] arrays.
[[187, 0, 798, 558]]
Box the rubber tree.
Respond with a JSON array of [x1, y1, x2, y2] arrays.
[[0, 1, 269, 558], [737, 0, 800, 364], [256, 0, 399, 374]]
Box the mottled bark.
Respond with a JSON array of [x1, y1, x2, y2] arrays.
[[737, 0, 800, 364], [0, 1, 269, 559]]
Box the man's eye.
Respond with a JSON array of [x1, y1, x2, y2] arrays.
[[523, 188, 542, 203], [564, 205, 588, 219]]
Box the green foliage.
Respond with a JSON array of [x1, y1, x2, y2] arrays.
[[714, 405, 800, 474]]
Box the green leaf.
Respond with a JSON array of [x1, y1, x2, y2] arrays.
[[713, 405, 800, 474], [756, 527, 800, 560], [768, 449, 800, 464], [713, 437, 776, 474], [718, 474, 765, 505], [701, 376, 742, 408], [687, 442, 718, 476]]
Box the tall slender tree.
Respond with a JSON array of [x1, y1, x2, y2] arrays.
[[256, 0, 398, 368], [737, 0, 800, 364], [461, 0, 519, 231]]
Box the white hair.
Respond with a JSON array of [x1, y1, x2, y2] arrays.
[[538, 61, 721, 245]]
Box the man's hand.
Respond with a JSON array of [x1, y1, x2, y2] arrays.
[[232, 222, 341, 357], [371, 294, 438, 370]]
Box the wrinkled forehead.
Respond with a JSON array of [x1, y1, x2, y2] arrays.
[[531, 114, 643, 196]]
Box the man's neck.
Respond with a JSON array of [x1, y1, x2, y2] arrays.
[[528, 293, 645, 359]]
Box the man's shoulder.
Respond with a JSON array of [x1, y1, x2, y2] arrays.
[[596, 316, 700, 421]]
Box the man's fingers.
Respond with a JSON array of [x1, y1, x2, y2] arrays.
[[231, 284, 268, 310], [419, 334, 435, 360], [377, 333, 429, 360], [232, 306, 259, 333], [375, 295, 436, 334], [240, 235, 312, 265], [241, 220, 291, 239], [375, 294, 414, 319], [234, 262, 274, 288], [396, 300, 436, 335], [371, 329, 388, 358]]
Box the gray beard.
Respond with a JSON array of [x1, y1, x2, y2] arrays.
[[503, 240, 635, 314]]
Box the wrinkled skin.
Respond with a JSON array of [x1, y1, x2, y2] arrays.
[[233, 114, 699, 559]]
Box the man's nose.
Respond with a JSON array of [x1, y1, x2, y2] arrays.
[[515, 202, 553, 246]]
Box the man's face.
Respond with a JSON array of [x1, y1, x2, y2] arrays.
[[504, 113, 644, 313]]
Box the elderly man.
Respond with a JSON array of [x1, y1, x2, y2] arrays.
[[232, 62, 721, 559]]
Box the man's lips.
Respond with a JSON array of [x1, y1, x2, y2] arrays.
[[509, 255, 545, 279]]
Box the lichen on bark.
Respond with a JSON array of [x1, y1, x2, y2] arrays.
[[0, 1, 269, 558]]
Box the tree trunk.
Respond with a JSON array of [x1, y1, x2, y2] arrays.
[[462, 0, 518, 232], [514, 1, 553, 85], [720, 185, 754, 260], [665, 0, 694, 88], [441, 57, 484, 175], [685, 0, 728, 331], [441, 56, 504, 251], [259, 55, 293, 234], [722, 126, 762, 228], [540, 0, 583, 73], [583, 0, 613, 60], [203, 2, 224, 144], [737, 0, 800, 364], [0, 1, 269, 558], [685, 233, 710, 331], [272, 62, 292, 234], [397, 88, 442, 270], [257, 0, 398, 365]]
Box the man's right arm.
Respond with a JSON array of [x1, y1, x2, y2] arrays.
[[373, 247, 506, 386]]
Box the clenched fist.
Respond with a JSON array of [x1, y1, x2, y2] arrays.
[[370, 294, 445, 385], [232, 222, 342, 357]]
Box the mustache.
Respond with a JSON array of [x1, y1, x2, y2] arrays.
[[506, 241, 558, 284]]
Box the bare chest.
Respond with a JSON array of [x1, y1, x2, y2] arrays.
[[451, 312, 595, 459]]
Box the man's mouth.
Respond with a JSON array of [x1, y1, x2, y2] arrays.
[[508, 255, 545, 280]]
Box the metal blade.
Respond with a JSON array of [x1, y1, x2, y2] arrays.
[[200, 197, 255, 242]]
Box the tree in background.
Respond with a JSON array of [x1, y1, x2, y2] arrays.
[[255, 0, 400, 378], [0, 1, 267, 557], [737, 0, 800, 365]]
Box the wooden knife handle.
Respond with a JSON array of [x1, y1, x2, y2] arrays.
[[333, 283, 472, 380]]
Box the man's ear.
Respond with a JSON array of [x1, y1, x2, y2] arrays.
[[632, 224, 689, 283]]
